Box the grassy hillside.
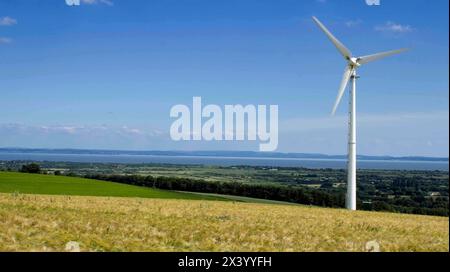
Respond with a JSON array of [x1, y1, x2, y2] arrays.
[[0, 193, 448, 252], [182, 191, 301, 205], [0, 171, 448, 252], [0, 172, 223, 201]]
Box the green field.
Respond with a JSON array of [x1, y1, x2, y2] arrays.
[[0, 172, 223, 201], [0, 172, 300, 205]]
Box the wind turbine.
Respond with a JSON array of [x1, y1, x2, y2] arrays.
[[312, 16, 408, 210]]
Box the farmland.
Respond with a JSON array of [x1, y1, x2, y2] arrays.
[[0, 171, 448, 252], [0, 193, 448, 252], [1, 161, 448, 216]]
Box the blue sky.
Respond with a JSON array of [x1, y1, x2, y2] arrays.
[[0, 0, 448, 156]]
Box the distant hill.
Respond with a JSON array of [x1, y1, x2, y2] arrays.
[[0, 148, 448, 162]]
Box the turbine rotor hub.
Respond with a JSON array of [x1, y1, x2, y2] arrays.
[[349, 57, 361, 67]]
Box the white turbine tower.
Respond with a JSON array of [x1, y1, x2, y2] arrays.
[[312, 16, 408, 210]]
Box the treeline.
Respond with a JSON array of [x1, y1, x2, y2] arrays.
[[84, 174, 346, 208], [362, 196, 449, 216], [20, 163, 41, 174]]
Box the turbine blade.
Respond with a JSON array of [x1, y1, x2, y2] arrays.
[[357, 48, 409, 65], [331, 66, 353, 116], [312, 16, 352, 59]]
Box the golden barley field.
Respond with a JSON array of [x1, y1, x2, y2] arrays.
[[0, 193, 448, 252]]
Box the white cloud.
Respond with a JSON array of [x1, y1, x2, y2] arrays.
[[81, 0, 114, 6], [375, 21, 413, 33], [0, 37, 12, 44], [0, 111, 448, 156], [281, 111, 448, 132], [0, 124, 166, 150], [0, 17, 16, 45], [0, 124, 161, 140], [345, 19, 362, 28], [0, 16, 17, 26], [278, 111, 449, 156]]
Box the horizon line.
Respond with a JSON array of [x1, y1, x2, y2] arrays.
[[0, 147, 448, 160]]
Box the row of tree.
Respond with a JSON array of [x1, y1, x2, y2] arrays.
[[84, 174, 346, 208], [20, 163, 41, 174]]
